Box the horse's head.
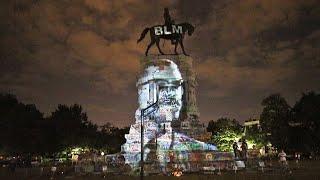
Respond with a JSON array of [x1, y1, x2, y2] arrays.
[[186, 23, 195, 36]]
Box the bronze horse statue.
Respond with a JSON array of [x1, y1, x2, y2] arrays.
[[137, 23, 195, 56]]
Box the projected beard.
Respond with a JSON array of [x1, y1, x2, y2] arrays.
[[157, 85, 182, 123]]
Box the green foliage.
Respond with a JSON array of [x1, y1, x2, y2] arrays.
[[211, 130, 242, 152], [244, 125, 267, 148], [207, 118, 243, 151], [207, 117, 243, 136]]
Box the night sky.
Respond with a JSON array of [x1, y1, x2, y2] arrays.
[[1, 0, 319, 127]]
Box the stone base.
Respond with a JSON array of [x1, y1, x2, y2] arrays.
[[121, 55, 220, 173]]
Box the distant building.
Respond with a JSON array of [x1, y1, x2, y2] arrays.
[[243, 118, 260, 135]]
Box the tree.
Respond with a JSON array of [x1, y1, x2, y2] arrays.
[[291, 91, 320, 153], [207, 118, 243, 151], [0, 93, 128, 156], [0, 93, 45, 155], [244, 120, 267, 148], [49, 104, 98, 151], [96, 123, 129, 153], [207, 117, 243, 136], [211, 130, 242, 152], [260, 94, 291, 150]]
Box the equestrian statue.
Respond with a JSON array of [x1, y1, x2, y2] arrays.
[[137, 8, 195, 56]]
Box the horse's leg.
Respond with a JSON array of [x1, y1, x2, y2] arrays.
[[146, 40, 155, 56], [156, 39, 165, 55], [174, 41, 178, 55], [179, 39, 189, 56]]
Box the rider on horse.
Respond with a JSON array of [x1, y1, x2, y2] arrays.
[[137, 8, 195, 56], [164, 8, 176, 45]]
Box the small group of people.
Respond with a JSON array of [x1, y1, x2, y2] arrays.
[[233, 139, 248, 160]]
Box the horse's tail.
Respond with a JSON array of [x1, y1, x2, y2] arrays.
[[137, 28, 149, 43]]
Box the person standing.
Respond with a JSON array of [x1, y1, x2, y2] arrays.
[[294, 152, 301, 168], [241, 139, 248, 160], [278, 149, 291, 173], [233, 142, 239, 158], [278, 150, 287, 165]]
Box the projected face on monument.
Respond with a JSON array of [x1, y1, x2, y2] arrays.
[[121, 57, 217, 168], [135, 59, 183, 123]]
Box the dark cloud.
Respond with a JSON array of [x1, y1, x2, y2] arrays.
[[0, 0, 319, 126]]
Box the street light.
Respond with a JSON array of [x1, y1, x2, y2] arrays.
[[140, 101, 158, 180], [140, 109, 144, 180]]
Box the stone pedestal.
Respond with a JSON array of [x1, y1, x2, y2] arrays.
[[121, 55, 216, 170], [141, 55, 206, 139]]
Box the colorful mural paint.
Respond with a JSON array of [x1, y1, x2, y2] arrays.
[[121, 59, 230, 172]]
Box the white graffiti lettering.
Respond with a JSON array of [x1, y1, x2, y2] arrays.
[[154, 25, 183, 35]]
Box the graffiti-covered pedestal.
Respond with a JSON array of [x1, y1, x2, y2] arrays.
[[121, 56, 233, 173]]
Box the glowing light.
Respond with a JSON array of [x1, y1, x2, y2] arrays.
[[172, 170, 183, 177]]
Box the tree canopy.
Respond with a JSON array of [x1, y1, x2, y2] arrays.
[[207, 117, 243, 136], [290, 92, 320, 153], [0, 94, 44, 155], [207, 118, 243, 151], [260, 94, 291, 150], [0, 93, 128, 156], [259, 92, 320, 153]]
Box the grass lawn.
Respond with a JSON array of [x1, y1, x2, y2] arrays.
[[1, 160, 320, 179]]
